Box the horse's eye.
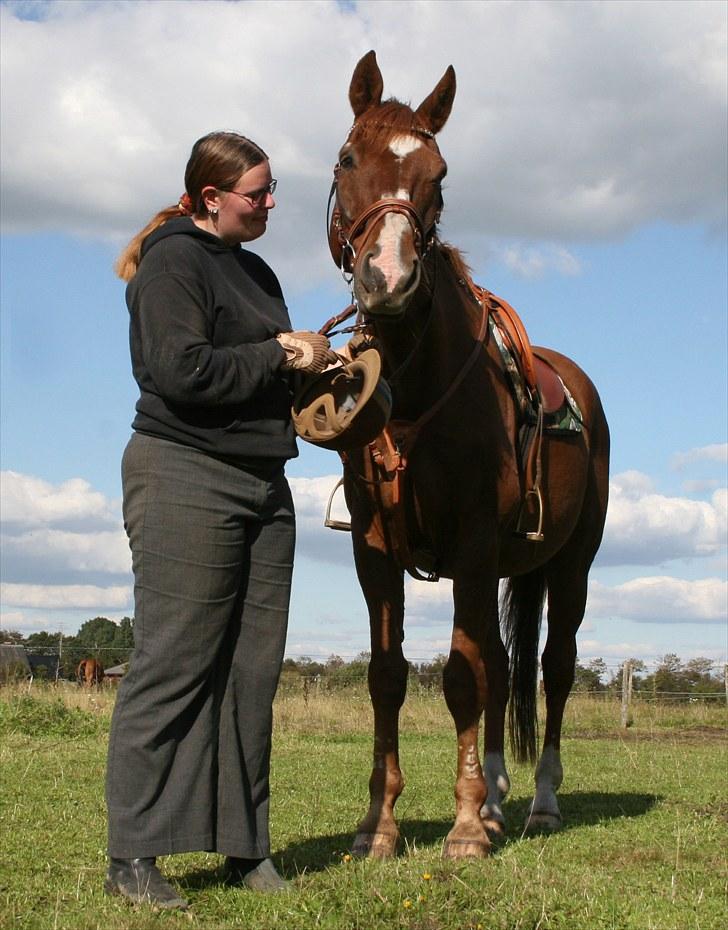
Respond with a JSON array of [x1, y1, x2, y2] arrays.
[[339, 154, 354, 170]]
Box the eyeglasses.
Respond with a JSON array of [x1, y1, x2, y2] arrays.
[[225, 179, 277, 205]]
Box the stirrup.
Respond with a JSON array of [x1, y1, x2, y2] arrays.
[[514, 486, 544, 542], [324, 477, 351, 531]]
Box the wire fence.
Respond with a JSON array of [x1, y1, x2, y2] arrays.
[[4, 647, 727, 710]]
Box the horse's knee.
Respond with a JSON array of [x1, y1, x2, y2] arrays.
[[443, 653, 482, 722], [541, 641, 576, 688], [367, 654, 408, 708]]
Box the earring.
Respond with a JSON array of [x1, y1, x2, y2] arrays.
[[210, 208, 218, 217]]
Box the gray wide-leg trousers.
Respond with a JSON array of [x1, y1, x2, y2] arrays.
[[106, 433, 295, 859]]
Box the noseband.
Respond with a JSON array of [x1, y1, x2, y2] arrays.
[[328, 174, 437, 277]]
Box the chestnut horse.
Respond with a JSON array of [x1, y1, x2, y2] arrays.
[[329, 52, 609, 859], [77, 658, 104, 688]]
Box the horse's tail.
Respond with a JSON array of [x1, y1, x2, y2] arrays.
[[501, 568, 547, 763]]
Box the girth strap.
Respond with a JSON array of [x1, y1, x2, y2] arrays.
[[367, 426, 438, 582]]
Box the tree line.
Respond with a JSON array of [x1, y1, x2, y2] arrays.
[[282, 652, 725, 701], [2, 619, 724, 700], [1, 617, 134, 679], [572, 654, 725, 700]]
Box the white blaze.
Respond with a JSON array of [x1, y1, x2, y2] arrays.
[[366, 135, 419, 294], [369, 188, 413, 291], [389, 135, 422, 159], [370, 213, 410, 290]]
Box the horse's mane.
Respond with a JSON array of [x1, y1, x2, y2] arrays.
[[438, 242, 473, 286]]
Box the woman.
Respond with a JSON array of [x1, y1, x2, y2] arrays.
[[105, 131, 335, 909]]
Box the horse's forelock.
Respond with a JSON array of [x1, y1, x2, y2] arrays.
[[351, 101, 426, 144]]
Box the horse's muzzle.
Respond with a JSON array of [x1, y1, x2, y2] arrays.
[[354, 252, 421, 316]]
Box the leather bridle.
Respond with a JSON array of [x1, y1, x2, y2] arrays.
[[327, 171, 439, 277]]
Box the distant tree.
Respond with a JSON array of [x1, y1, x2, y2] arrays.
[[639, 655, 722, 701], [607, 658, 645, 692], [410, 653, 447, 690], [68, 616, 135, 669], [327, 652, 370, 688], [682, 657, 722, 696], [111, 617, 135, 657], [296, 656, 325, 678], [652, 653, 684, 694], [0, 629, 24, 645], [24, 631, 61, 649], [573, 658, 607, 693]]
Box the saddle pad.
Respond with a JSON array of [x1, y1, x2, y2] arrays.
[[490, 318, 583, 433]]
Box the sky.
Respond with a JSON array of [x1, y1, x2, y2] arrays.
[[1, 0, 726, 672]]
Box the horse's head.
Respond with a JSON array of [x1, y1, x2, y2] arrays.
[[330, 51, 456, 317]]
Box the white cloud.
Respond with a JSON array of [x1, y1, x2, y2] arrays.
[[1, 471, 130, 584], [499, 244, 582, 279], [289, 474, 356, 566], [1, 583, 132, 609], [672, 443, 728, 471], [1, 470, 119, 531], [2, 529, 131, 576], [587, 576, 727, 624], [0, 610, 25, 628], [1, 0, 724, 289], [597, 471, 727, 566], [577, 640, 656, 660]]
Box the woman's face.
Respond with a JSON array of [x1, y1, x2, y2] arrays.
[[201, 160, 276, 244]]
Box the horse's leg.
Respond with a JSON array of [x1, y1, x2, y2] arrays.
[[442, 573, 498, 858], [350, 534, 408, 859], [527, 434, 608, 833], [480, 628, 510, 838], [524, 564, 584, 832]]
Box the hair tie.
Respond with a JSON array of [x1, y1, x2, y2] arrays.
[[178, 192, 193, 215]]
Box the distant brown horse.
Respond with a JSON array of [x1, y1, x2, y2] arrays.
[[77, 658, 104, 688], [329, 52, 610, 859]]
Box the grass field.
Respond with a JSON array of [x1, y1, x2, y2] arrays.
[[0, 682, 725, 930]]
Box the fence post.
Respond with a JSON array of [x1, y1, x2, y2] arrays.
[[620, 660, 633, 728]]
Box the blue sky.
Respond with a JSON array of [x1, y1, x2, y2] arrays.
[[1, 0, 726, 671]]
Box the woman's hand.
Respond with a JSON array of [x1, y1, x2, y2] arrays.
[[276, 331, 338, 374]]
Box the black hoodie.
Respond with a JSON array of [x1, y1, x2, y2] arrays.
[[126, 217, 298, 468]]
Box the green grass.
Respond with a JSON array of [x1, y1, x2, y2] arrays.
[[0, 684, 726, 929]]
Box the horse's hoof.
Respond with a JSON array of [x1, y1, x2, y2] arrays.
[[481, 816, 506, 840], [351, 832, 398, 859], [442, 837, 491, 859], [523, 811, 562, 834]]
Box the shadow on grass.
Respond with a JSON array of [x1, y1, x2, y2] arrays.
[[171, 791, 663, 887], [270, 791, 661, 873], [502, 790, 661, 839]]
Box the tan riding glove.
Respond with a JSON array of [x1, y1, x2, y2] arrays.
[[276, 331, 337, 374]]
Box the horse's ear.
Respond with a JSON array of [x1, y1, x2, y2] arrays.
[[415, 65, 456, 135], [349, 50, 384, 118]]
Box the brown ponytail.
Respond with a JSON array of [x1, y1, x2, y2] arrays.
[[115, 132, 268, 282], [115, 205, 181, 281]]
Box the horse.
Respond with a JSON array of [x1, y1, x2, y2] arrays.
[[76, 657, 105, 688], [327, 51, 610, 859]]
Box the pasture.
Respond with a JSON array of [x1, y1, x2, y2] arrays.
[[0, 682, 725, 930]]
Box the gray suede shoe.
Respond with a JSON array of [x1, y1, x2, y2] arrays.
[[226, 857, 290, 892], [104, 857, 189, 909]]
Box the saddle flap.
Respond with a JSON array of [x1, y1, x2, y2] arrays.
[[533, 356, 566, 414]]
